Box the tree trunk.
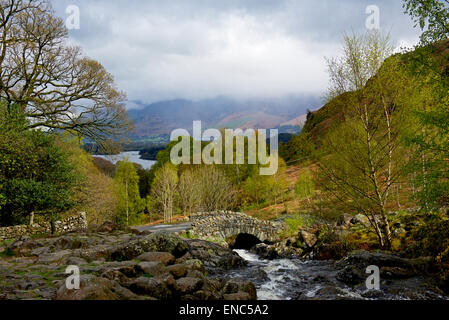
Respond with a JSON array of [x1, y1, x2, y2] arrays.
[[29, 212, 34, 226], [125, 181, 129, 226]]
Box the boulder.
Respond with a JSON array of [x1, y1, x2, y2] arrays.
[[250, 243, 279, 260], [336, 266, 365, 285], [138, 261, 167, 277], [186, 240, 246, 272], [298, 230, 318, 249], [56, 275, 139, 300], [136, 252, 175, 265], [111, 233, 188, 261], [36, 250, 72, 265], [176, 277, 204, 294], [222, 279, 257, 300], [129, 276, 173, 299], [335, 250, 425, 284], [223, 292, 251, 300], [166, 264, 188, 279], [351, 214, 370, 227]]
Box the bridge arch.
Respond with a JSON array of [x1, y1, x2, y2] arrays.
[[189, 211, 283, 245]]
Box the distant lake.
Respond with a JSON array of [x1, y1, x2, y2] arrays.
[[93, 151, 156, 170]]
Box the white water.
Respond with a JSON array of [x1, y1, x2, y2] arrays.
[[93, 151, 156, 170], [232, 249, 448, 301], [233, 249, 303, 300]]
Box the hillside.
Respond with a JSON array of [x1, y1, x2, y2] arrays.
[[281, 39, 449, 160]]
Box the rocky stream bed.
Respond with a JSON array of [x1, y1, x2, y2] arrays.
[[0, 223, 447, 300]]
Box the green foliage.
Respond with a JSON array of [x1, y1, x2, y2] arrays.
[[410, 212, 449, 262], [282, 214, 317, 237], [0, 102, 77, 226], [295, 169, 315, 202], [114, 160, 145, 226], [403, 0, 449, 45]]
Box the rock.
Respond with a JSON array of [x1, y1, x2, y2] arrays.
[[336, 266, 365, 285], [184, 259, 205, 272], [222, 279, 257, 300], [176, 277, 204, 294], [98, 261, 144, 278], [351, 214, 370, 227], [66, 256, 88, 266], [136, 252, 175, 265], [100, 269, 132, 287], [72, 245, 112, 262], [250, 243, 279, 260], [338, 214, 354, 227], [186, 240, 246, 272], [223, 292, 251, 300], [335, 250, 425, 284], [129, 276, 173, 299], [298, 230, 318, 249], [166, 264, 188, 279], [36, 250, 72, 265], [336, 250, 416, 271], [56, 275, 139, 300], [111, 233, 188, 261], [7, 239, 41, 256], [138, 261, 167, 277], [97, 221, 118, 233], [380, 267, 416, 279]]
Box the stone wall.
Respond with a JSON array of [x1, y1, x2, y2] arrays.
[[189, 211, 284, 243], [0, 212, 88, 242]]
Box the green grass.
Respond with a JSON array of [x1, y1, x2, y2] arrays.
[[0, 239, 15, 246], [282, 214, 318, 237]]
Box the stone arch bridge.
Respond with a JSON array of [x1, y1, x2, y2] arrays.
[[188, 211, 284, 244]]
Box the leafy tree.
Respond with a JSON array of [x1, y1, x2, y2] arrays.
[[318, 31, 413, 249], [0, 0, 131, 145], [0, 102, 77, 226], [114, 160, 144, 226], [59, 135, 118, 225], [403, 0, 449, 45], [295, 169, 315, 205], [151, 163, 178, 223], [402, 0, 449, 210]]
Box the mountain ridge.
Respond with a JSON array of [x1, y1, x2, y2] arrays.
[[127, 96, 321, 137]]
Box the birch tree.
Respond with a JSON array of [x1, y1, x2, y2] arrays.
[[319, 31, 411, 249]]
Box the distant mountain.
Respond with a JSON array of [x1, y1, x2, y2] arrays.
[[127, 96, 320, 137]]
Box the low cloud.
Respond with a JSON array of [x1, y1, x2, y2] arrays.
[[51, 0, 421, 105]]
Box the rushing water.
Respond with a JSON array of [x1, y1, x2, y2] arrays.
[[231, 250, 447, 300], [93, 151, 156, 170]]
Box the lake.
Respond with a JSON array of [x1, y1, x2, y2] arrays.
[[93, 151, 156, 170]]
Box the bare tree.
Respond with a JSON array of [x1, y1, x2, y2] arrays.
[[0, 0, 131, 144], [196, 165, 236, 212], [177, 168, 200, 214]]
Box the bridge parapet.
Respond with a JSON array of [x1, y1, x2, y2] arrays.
[[189, 211, 284, 243]]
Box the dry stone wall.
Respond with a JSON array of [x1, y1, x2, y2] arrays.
[[0, 212, 87, 242]]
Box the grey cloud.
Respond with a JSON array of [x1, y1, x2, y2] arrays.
[[51, 0, 421, 105]]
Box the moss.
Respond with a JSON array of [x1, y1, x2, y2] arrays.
[[0, 248, 14, 258]]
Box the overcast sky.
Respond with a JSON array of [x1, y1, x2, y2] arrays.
[[51, 0, 421, 107]]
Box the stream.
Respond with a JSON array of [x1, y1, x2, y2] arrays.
[[229, 250, 448, 300]]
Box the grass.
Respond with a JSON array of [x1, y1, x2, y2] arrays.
[[0, 239, 15, 246], [282, 214, 318, 237]]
